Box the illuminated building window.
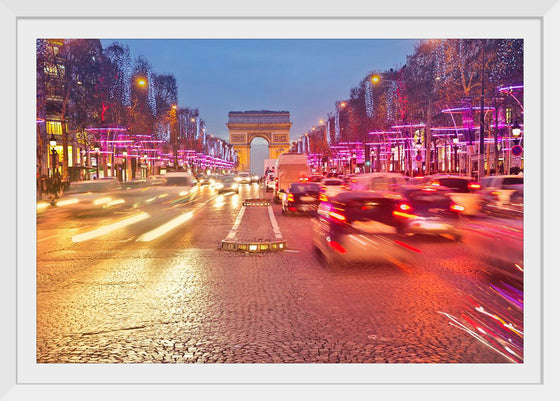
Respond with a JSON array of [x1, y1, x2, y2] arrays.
[[46, 121, 62, 135], [505, 108, 512, 125]]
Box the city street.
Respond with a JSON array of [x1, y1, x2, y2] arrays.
[[36, 183, 522, 363]]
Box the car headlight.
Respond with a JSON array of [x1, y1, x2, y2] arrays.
[[215, 183, 224, 189], [232, 183, 238, 189]]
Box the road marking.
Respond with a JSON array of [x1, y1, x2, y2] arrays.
[[225, 206, 246, 240], [72, 212, 150, 243], [267, 206, 283, 239], [137, 211, 194, 242], [37, 234, 59, 243]]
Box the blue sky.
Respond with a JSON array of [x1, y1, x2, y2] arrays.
[[100, 39, 418, 173]]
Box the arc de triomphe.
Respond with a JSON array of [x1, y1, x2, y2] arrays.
[[227, 110, 292, 172]]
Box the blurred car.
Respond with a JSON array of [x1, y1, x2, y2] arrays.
[[54, 177, 123, 209], [424, 174, 482, 216], [311, 191, 417, 266], [319, 178, 345, 201], [460, 216, 523, 283], [348, 172, 409, 192], [281, 182, 322, 215], [479, 175, 524, 213], [146, 175, 166, 186], [237, 172, 252, 184], [159, 172, 198, 203], [214, 174, 239, 193], [196, 174, 211, 186], [265, 172, 276, 192], [308, 174, 324, 182], [396, 185, 464, 241]]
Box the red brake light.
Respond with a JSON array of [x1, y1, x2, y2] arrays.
[[299, 177, 308, 182], [431, 181, 440, 186], [468, 182, 481, 190], [328, 240, 347, 253], [450, 204, 465, 213], [319, 193, 328, 202], [287, 194, 295, 202]]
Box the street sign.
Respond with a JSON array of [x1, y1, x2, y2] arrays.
[[415, 154, 423, 162], [511, 145, 523, 157]]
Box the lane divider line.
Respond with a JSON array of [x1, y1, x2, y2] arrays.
[[136, 211, 194, 242], [71, 212, 150, 243], [225, 206, 246, 240], [267, 206, 283, 239]]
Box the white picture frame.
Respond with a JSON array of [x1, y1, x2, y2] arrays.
[[2, 0, 559, 399]]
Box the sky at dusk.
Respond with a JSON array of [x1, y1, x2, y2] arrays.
[[100, 39, 419, 173]]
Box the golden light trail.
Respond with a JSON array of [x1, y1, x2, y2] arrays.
[[37, 202, 50, 211], [136, 211, 194, 242], [106, 199, 125, 207], [93, 197, 113, 205], [55, 198, 79, 207], [71, 212, 150, 243]]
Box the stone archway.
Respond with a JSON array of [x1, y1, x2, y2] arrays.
[[227, 111, 292, 172]]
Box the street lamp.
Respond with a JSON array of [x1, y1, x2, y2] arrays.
[[49, 134, 57, 177]]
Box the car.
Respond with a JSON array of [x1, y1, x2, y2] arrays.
[[308, 174, 324, 182], [237, 172, 252, 184], [396, 185, 464, 241], [319, 178, 345, 201], [159, 171, 198, 203], [479, 175, 524, 212], [214, 174, 239, 193], [196, 174, 211, 186], [54, 177, 123, 209], [311, 191, 418, 266], [423, 174, 482, 216], [265, 172, 276, 192], [281, 182, 322, 215]]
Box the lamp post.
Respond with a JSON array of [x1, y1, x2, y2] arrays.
[[93, 143, 100, 179], [49, 134, 57, 177], [122, 150, 128, 182], [453, 137, 459, 173]]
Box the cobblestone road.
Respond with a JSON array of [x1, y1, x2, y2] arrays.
[[36, 183, 516, 364]]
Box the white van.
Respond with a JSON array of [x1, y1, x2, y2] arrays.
[[273, 153, 310, 203], [348, 172, 409, 192]]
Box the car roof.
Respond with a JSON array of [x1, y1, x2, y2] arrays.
[[164, 172, 192, 177], [329, 190, 402, 202]]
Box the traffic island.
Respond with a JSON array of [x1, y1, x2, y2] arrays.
[[221, 198, 286, 253]]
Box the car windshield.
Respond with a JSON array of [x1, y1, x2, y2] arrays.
[[436, 178, 470, 193], [338, 197, 395, 223], [403, 188, 451, 212], [289, 184, 321, 194]]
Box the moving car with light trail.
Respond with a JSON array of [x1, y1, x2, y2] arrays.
[[311, 191, 418, 266], [53, 177, 124, 209], [281, 182, 322, 215], [423, 174, 482, 216], [237, 171, 252, 184], [157, 171, 198, 204], [319, 178, 345, 201], [215, 174, 239, 194], [396, 185, 464, 241]]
